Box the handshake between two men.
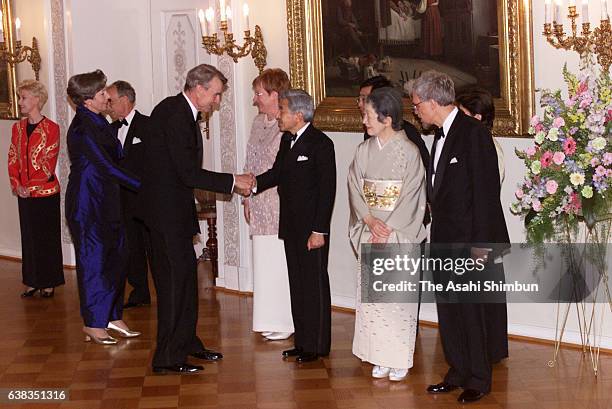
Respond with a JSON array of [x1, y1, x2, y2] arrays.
[[233, 173, 256, 197]]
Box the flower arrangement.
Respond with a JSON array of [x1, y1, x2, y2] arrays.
[[511, 65, 612, 243]]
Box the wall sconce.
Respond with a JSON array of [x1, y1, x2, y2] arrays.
[[0, 11, 42, 80], [198, 1, 267, 74], [543, 0, 612, 72]]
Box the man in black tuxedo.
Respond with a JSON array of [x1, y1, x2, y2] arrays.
[[255, 89, 336, 363], [139, 64, 255, 374], [107, 81, 152, 309], [409, 71, 509, 403]]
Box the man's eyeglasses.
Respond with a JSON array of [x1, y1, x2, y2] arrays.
[[254, 91, 265, 97], [411, 100, 426, 112], [356, 95, 368, 104]]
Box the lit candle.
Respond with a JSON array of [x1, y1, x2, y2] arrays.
[[545, 0, 552, 23], [206, 7, 215, 34], [0, 11, 4, 43], [555, 0, 563, 22], [243, 3, 250, 31], [15, 17, 21, 42], [569, 0, 575, 6], [582, 0, 589, 22], [198, 9, 207, 36], [602, 0, 609, 19], [220, 0, 226, 21], [226, 6, 232, 30]]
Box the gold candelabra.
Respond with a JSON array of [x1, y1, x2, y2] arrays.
[[543, 5, 612, 72], [201, 20, 267, 74], [0, 37, 42, 80]]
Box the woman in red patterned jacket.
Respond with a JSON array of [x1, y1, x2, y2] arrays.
[[8, 80, 64, 298]]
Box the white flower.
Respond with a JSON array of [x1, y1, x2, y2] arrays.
[[592, 137, 607, 151], [547, 128, 559, 141], [535, 131, 546, 144], [570, 172, 585, 186]]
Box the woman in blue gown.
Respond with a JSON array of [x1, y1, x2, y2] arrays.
[[65, 70, 141, 344]]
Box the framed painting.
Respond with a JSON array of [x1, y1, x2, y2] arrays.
[[286, 0, 535, 136], [0, 0, 18, 119]]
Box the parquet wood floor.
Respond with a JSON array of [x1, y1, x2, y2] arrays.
[[0, 258, 609, 409]]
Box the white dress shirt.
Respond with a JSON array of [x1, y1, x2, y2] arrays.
[[291, 122, 311, 148], [432, 107, 458, 186], [117, 109, 136, 148]]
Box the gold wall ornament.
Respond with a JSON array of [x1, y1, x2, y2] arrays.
[[199, 5, 267, 74], [543, 5, 612, 72], [0, 0, 18, 119], [286, 0, 535, 136], [0, 37, 42, 81]]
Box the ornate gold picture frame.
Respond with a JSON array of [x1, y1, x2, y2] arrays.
[[286, 0, 535, 136], [0, 0, 18, 119]]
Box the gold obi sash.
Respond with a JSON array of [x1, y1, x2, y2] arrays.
[[362, 179, 402, 211]]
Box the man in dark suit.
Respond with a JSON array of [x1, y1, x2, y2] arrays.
[[107, 81, 152, 309], [255, 89, 336, 363], [409, 70, 509, 403], [139, 64, 255, 374]]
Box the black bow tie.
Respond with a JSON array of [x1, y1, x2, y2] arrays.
[[196, 112, 203, 122], [290, 133, 298, 141], [111, 118, 128, 129], [434, 127, 445, 140]]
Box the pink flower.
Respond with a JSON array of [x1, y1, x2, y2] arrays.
[[535, 123, 545, 133], [525, 146, 536, 157], [596, 165, 607, 176], [553, 152, 565, 165], [577, 81, 588, 94], [532, 199, 542, 212], [563, 138, 577, 155], [515, 189, 524, 199], [566, 98, 577, 108], [530, 115, 540, 127], [541, 151, 554, 167], [591, 157, 601, 167], [553, 117, 565, 128], [546, 180, 558, 194], [603, 153, 612, 166], [565, 192, 582, 214]]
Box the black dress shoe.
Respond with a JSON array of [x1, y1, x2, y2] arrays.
[[190, 348, 223, 361], [152, 363, 203, 374], [282, 348, 302, 358], [296, 352, 319, 363], [123, 301, 150, 309], [426, 382, 459, 393], [458, 389, 486, 403], [21, 288, 38, 298]]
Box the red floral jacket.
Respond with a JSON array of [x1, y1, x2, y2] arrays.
[[8, 118, 61, 197]]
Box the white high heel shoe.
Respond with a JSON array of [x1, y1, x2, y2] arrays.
[[372, 365, 391, 378], [107, 322, 141, 338], [388, 368, 409, 381]]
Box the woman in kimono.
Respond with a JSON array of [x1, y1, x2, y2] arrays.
[[348, 87, 427, 381], [66, 70, 141, 344]]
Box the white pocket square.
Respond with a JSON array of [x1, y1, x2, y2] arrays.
[[132, 137, 142, 144], [450, 157, 458, 164], [297, 155, 309, 161]]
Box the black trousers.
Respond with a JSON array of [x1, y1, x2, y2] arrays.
[[124, 215, 151, 304], [148, 228, 204, 367], [283, 233, 331, 356]]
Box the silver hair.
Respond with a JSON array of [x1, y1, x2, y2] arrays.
[[184, 64, 228, 92], [407, 70, 455, 106], [279, 89, 314, 123]]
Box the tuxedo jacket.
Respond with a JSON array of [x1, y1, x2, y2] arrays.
[[427, 110, 509, 246], [256, 124, 336, 241], [119, 110, 149, 218], [139, 93, 233, 237]]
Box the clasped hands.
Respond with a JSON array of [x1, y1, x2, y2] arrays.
[[13, 186, 30, 198], [364, 214, 391, 244], [233, 173, 256, 197]]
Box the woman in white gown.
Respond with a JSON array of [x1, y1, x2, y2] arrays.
[[243, 69, 294, 340], [348, 87, 427, 381]]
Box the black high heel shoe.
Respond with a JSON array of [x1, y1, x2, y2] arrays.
[[40, 288, 54, 298], [21, 288, 38, 298]]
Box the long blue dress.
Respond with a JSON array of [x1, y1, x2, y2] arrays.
[[65, 105, 140, 328]]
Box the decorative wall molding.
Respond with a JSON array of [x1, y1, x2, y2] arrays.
[[165, 14, 196, 94], [50, 0, 71, 244], [218, 56, 239, 268]]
